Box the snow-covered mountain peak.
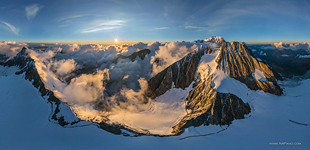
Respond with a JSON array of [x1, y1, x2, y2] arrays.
[[0, 39, 283, 136], [215, 41, 282, 95], [148, 40, 282, 134], [204, 36, 225, 43]]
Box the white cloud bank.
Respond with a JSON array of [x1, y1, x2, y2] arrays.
[[0, 39, 221, 135], [150, 41, 221, 74], [273, 42, 310, 51], [25, 4, 43, 20], [0, 41, 26, 59]]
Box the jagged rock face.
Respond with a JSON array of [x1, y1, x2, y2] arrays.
[[215, 42, 282, 95], [2, 47, 50, 96], [0, 47, 128, 136], [0, 40, 284, 136], [0, 55, 9, 63], [146, 45, 252, 135], [147, 40, 282, 135], [172, 76, 251, 135], [146, 47, 209, 99], [112, 49, 151, 63]]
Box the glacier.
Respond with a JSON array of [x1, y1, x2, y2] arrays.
[[0, 66, 309, 149], [0, 38, 309, 149]]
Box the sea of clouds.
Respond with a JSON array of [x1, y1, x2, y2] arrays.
[[273, 42, 310, 51], [0, 41, 27, 60], [0, 40, 221, 134], [258, 42, 310, 51]]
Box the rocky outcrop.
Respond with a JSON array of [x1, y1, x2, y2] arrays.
[[2, 47, 49, 96], [0, 47, 133, 136], [147, 38, 282, 135], [112, 49, 151, 63], [146, 47, 210, 99], [172, 75, 251, 134], [0, 38, 285, 136], [215, 42, 282, 95], [146, 45, 251, 135]]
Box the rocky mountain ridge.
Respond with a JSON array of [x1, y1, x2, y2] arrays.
[[0, 47, 134, 135], [216, 42, 282, 95], [146, 39, 282, 134], [0, 37, 284, 136]]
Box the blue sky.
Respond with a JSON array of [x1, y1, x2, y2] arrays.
[[0, 0, 310, 43]]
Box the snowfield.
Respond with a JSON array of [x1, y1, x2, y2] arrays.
[[7, 40, 222, 135], [0, 66, 309, 150], [108, 86, 191, 135], [0, 39, 309, 149]]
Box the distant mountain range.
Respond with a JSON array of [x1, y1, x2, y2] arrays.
[[248, 43, 310, 78]]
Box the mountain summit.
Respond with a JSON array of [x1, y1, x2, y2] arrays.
[[204, 36, 225, 43], [0, 37, 283, 136], [147, 37, 282, 134]]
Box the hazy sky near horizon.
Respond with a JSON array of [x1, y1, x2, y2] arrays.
[[1, 0, 310, 43]]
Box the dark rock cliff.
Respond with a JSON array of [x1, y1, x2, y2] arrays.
[[146, 48, 208, 99], [146, 40, 282, 135], [0, 40, 284, 136], [171, 75, 251, 135], [112, 49, 151, 63], [215, 42, 282, 95]]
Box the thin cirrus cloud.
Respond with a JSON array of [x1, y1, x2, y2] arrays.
[[154, 27, 169, 30], [25, 4, 43, 20], [183, 25, 200, 29], [182, 0, 310, 33], [80, 20, 126, 33], [182, 25, 213, 32], [0, 20, 19, 35], [57, 14, 89, 23]]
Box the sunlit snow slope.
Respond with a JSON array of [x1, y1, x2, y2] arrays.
[[0, 65, 309, 149], [0, 37, 302, 136]]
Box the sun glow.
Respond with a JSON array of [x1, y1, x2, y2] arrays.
[[114, 38, 118, 42]]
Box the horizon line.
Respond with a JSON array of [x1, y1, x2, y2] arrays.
[[6, 40, 309, 45]]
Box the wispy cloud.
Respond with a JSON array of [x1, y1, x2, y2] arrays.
[[0, 20, 19, 35], [181, 25, 214, 32], [303, 0, 310, 23], [96, 20, 125, 26], [183, 0, 310, 33], [183, 26, 199, 29], [183, 7, 254, 32], [155, 27, 169, 30], [81, 26, 121, 33], [58, 14, 88, 23], [80, 20, 126, 33], [25, 4, 43, 20]]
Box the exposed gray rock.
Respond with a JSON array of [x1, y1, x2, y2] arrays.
[[146, 47, 208, 99], [112, 49, 151, 63], [172, 75, 251, 135], [147, 39, 282, 135], [215, 42, 282, 95], [0, 47, 133, 136], [0, 38, 285, 136]]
